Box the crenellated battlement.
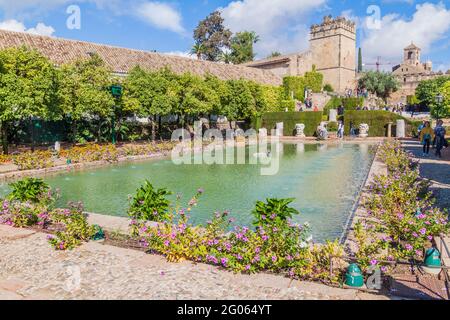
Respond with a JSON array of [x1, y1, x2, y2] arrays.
[[310, 15, 356, 37]]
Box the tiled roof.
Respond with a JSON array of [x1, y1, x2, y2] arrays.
[[0, 29, 282, 86], [242, 54, 292, 67]]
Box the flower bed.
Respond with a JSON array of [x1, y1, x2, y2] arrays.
[[129, 184, 345, 283], [3, 142, 177, 172], [59, 144, 119, 163], [352, 140, 449, 271], [0, 153, 11, 164], [0, 178, 95, 250], [12, 150, 55, 170]]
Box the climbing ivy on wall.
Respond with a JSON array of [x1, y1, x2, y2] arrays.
[[282, 68, 324, 101]]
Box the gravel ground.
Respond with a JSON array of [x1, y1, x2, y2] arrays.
[[0, 226, 388, 300]]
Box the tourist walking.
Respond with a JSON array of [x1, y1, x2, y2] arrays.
[[337, 121, 344, 139], [349, 121, 356, 138], [434, 120, 447, 158], [419, 121, 433, 156]]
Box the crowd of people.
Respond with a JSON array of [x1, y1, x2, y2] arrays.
[[418, 120, 448, 158]]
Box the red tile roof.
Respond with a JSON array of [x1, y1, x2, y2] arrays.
[[0, 29, 282, 86]]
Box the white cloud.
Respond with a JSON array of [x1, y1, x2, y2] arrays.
[[165, 51, 195, 59], [0, 19, 55, 36], [135, 2, 185, 34], [220, 0, 326, 57], [361, 2, 450, 67]]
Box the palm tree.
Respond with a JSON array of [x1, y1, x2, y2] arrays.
[[190, 43, 205, 60], [219, 51, 233, 64]]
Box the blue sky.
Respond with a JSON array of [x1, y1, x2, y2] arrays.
[[0, 0, 449, 71]]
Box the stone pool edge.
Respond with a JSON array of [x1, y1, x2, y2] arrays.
[[343, 143, 388, 253]]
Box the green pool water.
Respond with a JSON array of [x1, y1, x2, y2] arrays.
[[0, 142, 375, 242]]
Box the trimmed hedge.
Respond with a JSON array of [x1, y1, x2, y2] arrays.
[[343, 111, 422, 137], [323, 96, 365, 116], [259, 112, 323, 136]]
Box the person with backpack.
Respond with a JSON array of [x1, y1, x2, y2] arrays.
[[434, 120, 447, 158]]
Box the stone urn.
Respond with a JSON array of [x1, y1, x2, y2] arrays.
[[216, 115, 229, 130], [295, 124, 306, 138], [258, 128, 268, 137], [316, 123, 328, 140], [359, 123, 369, 138]]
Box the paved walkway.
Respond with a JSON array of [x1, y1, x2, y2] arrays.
[[0, 225, 389, 300], [401, 139, 450, 210], [401, 139, 450, 282]]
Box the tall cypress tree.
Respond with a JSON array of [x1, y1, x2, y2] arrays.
[[358, 47, 363, 73]]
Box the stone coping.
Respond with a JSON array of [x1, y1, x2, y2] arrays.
[[344, 146, 388, 253], [0, 152, 171, 182]]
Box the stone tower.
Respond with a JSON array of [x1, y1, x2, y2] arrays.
[[310, 16, 356, 93], [403, 43, 421, 66]]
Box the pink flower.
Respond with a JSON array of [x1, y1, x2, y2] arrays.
[[419, 228, 426, 235], [221, 258, 228, 267], [370, 259, 378, 266]]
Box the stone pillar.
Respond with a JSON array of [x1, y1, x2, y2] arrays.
[[396, 120, 405, 138], [387, 122, 393, 138], [329, 109, 337, 122], [55, 141, 61, 153], [276, 122, 284, 137]]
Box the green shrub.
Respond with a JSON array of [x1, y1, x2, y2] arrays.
[[343, 110, 422, 137], [128, 180, 172, 234], [48, 202, 96, 250], [8, 178, 50, 203], [327, 122, 338, 132], [280, 99, 295, 112], [252, 198, 299, 227], [282, 69, 323, 101], [323, 84, 334, 92], [261, 112, 322, 136], [323, 97, 365, 116]]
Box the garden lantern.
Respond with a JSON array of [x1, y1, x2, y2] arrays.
[[345, 263, 364, 288], [92, 225, 105, 241], [435, 94, 443, 105], [109, 85, 123, 145], [423, 247, 442, 275]]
